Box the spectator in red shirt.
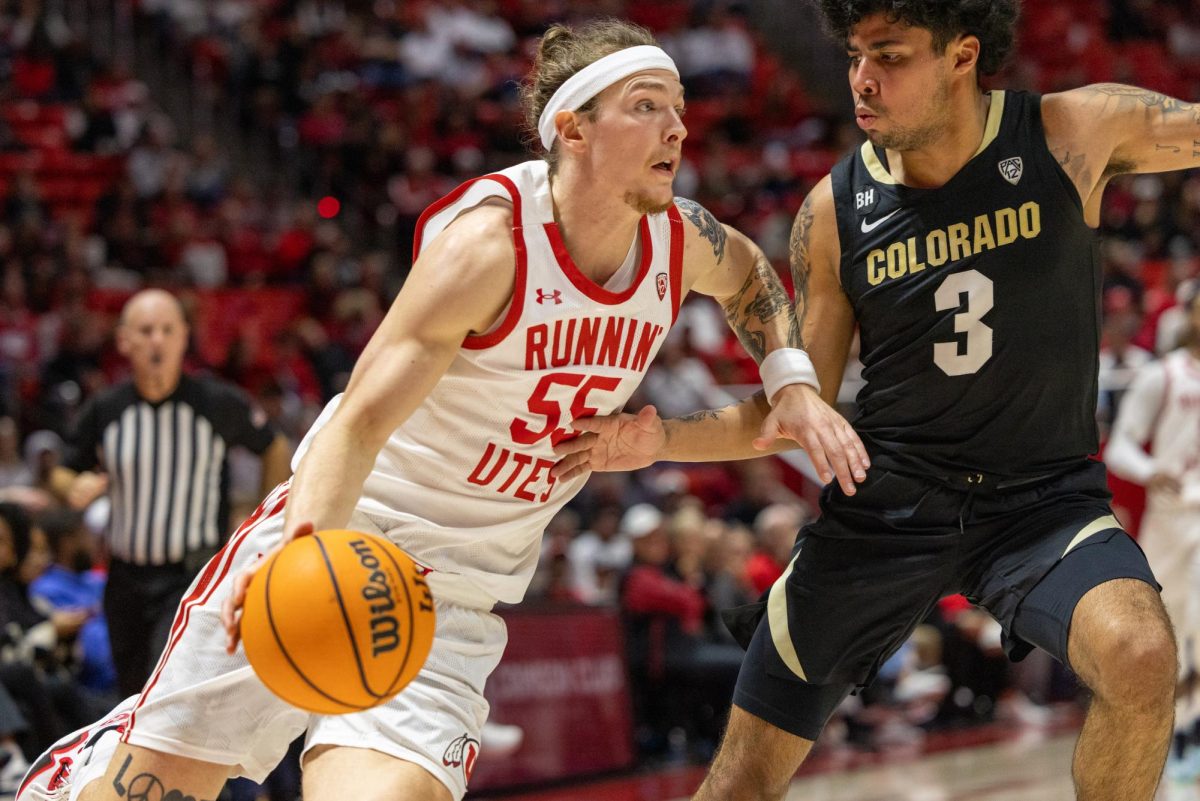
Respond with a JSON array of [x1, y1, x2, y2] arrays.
[[746, 502, 809, 595]]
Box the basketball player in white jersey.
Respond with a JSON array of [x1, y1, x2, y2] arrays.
[[18, 19, 869, 801], [1107, 288, 1200, 782]]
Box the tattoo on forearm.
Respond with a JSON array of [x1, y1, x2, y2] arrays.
[[720, 252, 793, 363], [1157, 144, 1181, 153], [675, 197, 727, 263], [679, 408, 722, 423], [112, 754, 214, 801], [788, 194, 815, 350]]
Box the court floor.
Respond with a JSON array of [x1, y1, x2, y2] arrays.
[[485, 728, 1196, 801]]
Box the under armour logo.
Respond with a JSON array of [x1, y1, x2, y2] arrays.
[[536, 289, 562, 305]]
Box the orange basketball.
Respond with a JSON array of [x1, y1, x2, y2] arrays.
[[242, 529, 436, 714]]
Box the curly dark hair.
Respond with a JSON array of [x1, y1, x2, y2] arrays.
[[814, 0, 1020, 76]]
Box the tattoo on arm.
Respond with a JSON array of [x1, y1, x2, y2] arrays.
[[788, 194, 815, 350], [1087, 84, 1192, 114], [678, 408, 722, 423], [1080, 84, 1200, 175], [720, 251, 792, 363], [675, 197, 727, 263]]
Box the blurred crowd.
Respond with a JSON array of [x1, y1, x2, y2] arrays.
[[0, 0, 1197, 788]]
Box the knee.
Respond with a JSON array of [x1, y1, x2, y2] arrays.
[[1086, 617, 1177, 706]]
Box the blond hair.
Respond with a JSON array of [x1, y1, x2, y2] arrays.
[[520, 19, 657, 172]]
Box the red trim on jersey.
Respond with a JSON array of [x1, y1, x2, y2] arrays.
[[123, 484, 289, 742], [667, 205, 684, 324], [411, 173, 527, 351], [542, 216, 653, 305], [463, 175, 526, 350]]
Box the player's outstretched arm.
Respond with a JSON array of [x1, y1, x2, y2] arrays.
[[1043, 85, 1200, 219], [222, 203, 516, 651], [556, 189, 868, 492]]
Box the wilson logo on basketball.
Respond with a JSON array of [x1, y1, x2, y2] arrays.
[[349, 538, 403, 657], [241, 530, 437, 715], [443, 733, 481, 782]]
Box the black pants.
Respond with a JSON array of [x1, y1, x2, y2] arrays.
[[104, 560, 193, 698]]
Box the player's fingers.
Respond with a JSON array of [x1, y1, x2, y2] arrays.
[[846, 422, 871, 472], [830, 420, 868, 482], [635, 405, 660, 430], [801, 430, 835, 486], [822, 426, 860, 495], [568, 416, 614, 434], [753, 413, 783, 451], [553, 432, 597, 457], [551, 451, 590, 480], [222, 563, 259, 652], [287, 521, 316, 543]]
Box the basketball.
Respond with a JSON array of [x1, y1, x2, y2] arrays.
[[241, 529, 436, 714]]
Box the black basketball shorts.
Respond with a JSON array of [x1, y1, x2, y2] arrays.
[[726, 459, 1160, 741]]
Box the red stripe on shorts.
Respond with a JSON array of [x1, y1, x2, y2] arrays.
[[124, 482, 290, 740]]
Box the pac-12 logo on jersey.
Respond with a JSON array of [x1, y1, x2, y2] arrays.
[[656, 272, 668, 301], [999, 157, 1023, 185], [855, 186, 879, 215]]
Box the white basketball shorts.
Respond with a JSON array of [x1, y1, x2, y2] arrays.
[[106, 481, 506, 801]]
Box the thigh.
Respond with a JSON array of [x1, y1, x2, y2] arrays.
[[1001, 524, 1159, 670], [1066, 577, 1174, 692], [302, 744, 452, 801], [305, 600, 507, 801], [84, 742, 228, 801]]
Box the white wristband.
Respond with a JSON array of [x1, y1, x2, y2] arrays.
[[760, 348, 820, 405]]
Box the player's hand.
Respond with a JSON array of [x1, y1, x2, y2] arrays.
[[1148, 471, 1182, 495], [221, 520, 316, 653], [755, 384, 869, 495], [552, 405, 665, 481]]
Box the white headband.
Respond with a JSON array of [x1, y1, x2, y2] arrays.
[[537, 45, 679, 151]]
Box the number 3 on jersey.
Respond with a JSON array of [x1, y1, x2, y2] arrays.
[[510, 373, 622, 446], [934, 269, 994, 376]]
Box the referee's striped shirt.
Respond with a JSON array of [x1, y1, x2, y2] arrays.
[[65, 374, 276, 565]]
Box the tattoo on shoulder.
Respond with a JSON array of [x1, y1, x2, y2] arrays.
[[675, 197, 727, 264], [788, 194, 815, 350]]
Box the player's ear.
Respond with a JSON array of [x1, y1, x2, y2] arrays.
[[950, 34, 980, 76], [555, 109, 587, 155]]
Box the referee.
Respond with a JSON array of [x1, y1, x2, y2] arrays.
[[50, 289, 291, 696]]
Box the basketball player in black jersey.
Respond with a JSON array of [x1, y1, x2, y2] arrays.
[[555, 2, 1193, 798]]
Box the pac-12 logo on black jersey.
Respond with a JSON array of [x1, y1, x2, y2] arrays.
[[999, 157, 1023, 185], [855, 186, 879, 215]]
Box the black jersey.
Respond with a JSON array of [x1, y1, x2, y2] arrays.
[[830, 90, 1100, 479], [64, 374, 276, 565]]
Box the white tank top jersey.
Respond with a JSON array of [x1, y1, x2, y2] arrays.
[[294, 161, 685, 604], [1110, 348, 1200, 510]]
